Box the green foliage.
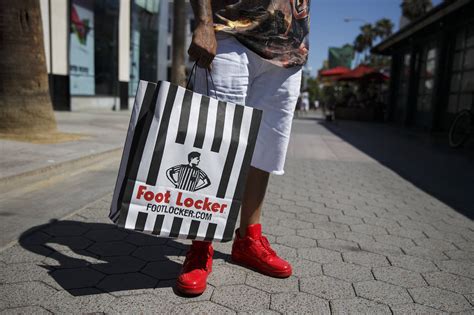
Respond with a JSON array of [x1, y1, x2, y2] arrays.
[[401, 0, 433, 21]]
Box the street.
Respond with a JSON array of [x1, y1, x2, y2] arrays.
[[0, 113, 473, 313]]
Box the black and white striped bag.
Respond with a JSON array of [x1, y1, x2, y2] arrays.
[[109, 80, 262, 242]]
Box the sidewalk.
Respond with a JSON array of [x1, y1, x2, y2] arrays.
[[0, 114, 473, 313]]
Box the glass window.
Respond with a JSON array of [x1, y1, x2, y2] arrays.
[[461, 71, 474, 92], [455, 30, 465, 50], [450, 73, 461, 92], [448, 94, 458, 113], [452, 52, 463, 71], [466, 25, 474, 48], [416, 42, 437, 115], [464, 48, 474, 69], [459, 93, 472, 110]]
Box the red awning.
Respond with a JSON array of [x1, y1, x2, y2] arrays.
[[319, 66, 351, 77], [337, 65, 388, 82]]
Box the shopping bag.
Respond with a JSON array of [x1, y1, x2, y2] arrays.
[[109, 80, 262, 242]]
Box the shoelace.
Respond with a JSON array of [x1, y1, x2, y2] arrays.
[[183, 248, 210, 272], [259, 236, 277, 257]]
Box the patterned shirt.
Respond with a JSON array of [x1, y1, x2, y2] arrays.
[[167, 164, 209, 192], [213, 0, 310, 68]]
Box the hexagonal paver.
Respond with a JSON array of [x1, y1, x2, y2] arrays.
[[297, 229, 335, 240], [131, 245, 183, 262], [84, 229, 129, 242], [317, 239, 359, 252], [43, 224, 88, 236], [330, 297, 391, 314], [362, 217, 399, 229], [123, 232, 168, 246], [96, 272, 158, 296], [373, 234, 416, 248], [354, 280, 412, 306], [312, 221, 350, 233], [269, 244, 297, 260], [262, 225, 296, 237], [90, 256, 146, 274], [172, 301, 235, 314], [300, 275, 355, 300], [409, 286, 472, 312], [423, 271, 474, 294], [245, 273, 298, 294], [330, 214, 364, 225], [278, 218, 313, 230], [106, 294, 174, 313], [358, 240, 403, 256], [276, 235, 316, 248], [342, 251, 389, 268], [18, 231, 52, 245], [207, 265, 247, 287], [435, 260, 474, 279], [43, 289, 115, 313], [323, 262, 373, 282], [141, 260, 181, 280], [297, 247, 342, 264], [372, 266, 426, 288], [0, 245, 52, 264], [387, 255, 439, 273], [444, 249, 474, 262], [50, 267, 105, 289], [0, 262, 51, 284], [0, 281, 56, 309], [335, 231, 375, 244], [87, 241, 136, 257], [390, 303, 446, 315], [296, 212, 329, 223], [0, 306, 51, 314], [413, 238, 457, 251], [288, 257, 322, 277], [211, 284, 270, 312], [386, 226, 426, 239], [270, 292, 330, 314]]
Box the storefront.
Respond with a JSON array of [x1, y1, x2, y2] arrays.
[[39, 0, 168, 111], [372, 0, 474, 132]]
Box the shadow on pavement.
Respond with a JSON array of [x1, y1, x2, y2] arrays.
[[18, 219, 229, 297], [320, 119, 474, 220]]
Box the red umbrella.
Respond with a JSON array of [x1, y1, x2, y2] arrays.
[[319, 66, 351, 77]]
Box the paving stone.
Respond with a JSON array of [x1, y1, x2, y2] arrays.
[[435, 260, 474, 279], [288, 257, 322, 277], [124, 232, 168, 246], [207, 265, 247, 287], [297, 247, 342, 264], [312, 221, 350, 233], [455, 242, 474, 252], [171, 301, 236, 314], [305, 204, 344, 216], [245, 273, 298, 294], [42, 249, 104, 269], [90, 255, 145, 274], [296, 229, 335, 240], [280, 205, 312, 214], [325, 201, 356, 212], [0, 282, 56, 309], [50, 267, 105, 289], [142, 260, 181, 280], [84, 229, 129, 242], [269, 244, 297, 260], [43, 289, 115, 313], [276, 235, 316, 248], [43, 224, 89, 237], [17, 231, 52, 246], [87, 241, 136, 257], [342, 209, 378, 219], [413, 238, 457, 251], [373, 266, 426, 288], [350, 224, 388, 236], [278, 218, 313, 230], [334, 231, 375, 244], [358, 240, 404, 256], [317, 239, 359, 252], [131, 245, 183, 262], [409, 286, 472, 312], [0, 262, 54, 285], [238, 310, 280, 315], [270, 292, 330, 314], [342, 251, 390, 268], [423, 229, 469, 244], [106, 293, 174, 313], [211, 285, 270, 312], [262, 225, 296, 237], [330, 297, 391, 314], [373, 234, 416, 248], [329, 214, 364, 225], [390, 303, 447, 314], [423, 271, 474, 294], [96, 272, 158, 296], [362, 217, 400, 229], [444, 250, 474, 262], [354, 280, 412, 306], [262, 210, 295, 220], [323, 262, 373, 282], [465, 293, 474, 305], [0, 306, 52, 314], [0, 245, 52, 264], [300, 275, 355, 300], [296, 212, 329, 223], [260, 216, 280, 227], [386, 226, 427, 239], [387, 255, 439, 274]]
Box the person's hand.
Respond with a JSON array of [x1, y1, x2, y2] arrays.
[[188, 23, 217, 69]]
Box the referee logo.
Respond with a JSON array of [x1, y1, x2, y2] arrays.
[[166, 152, 211, 192]]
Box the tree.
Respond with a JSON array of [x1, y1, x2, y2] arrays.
[[171, 0, 186, 86], [374, 18, 394, 40], [0, 0, 56, 134], [353, 23, 375, 64], [401, 0, 433, 21]]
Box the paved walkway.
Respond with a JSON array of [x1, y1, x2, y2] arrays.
[[1, 114, 473, 314]]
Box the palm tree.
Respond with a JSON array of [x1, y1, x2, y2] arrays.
[[0, 0, 57, 134], [353, 23, 375, 64], [374, 18, 394, 40], [401, 0, 433, 21]]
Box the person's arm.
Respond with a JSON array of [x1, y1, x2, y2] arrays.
[[188, 0, 217, 68], [166, 166, 179, 187]]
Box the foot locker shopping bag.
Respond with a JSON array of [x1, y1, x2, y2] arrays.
[[109, 80, 262, 242]]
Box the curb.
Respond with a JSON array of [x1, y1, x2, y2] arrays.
[[0, 147, 123, 193]]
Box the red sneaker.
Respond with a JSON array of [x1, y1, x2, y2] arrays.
[[176, 240, 213, 295], [231, 223, 292, 278]]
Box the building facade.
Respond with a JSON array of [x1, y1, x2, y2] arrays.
[[39, 0, 169, 111], [373, 0, 474, 132]]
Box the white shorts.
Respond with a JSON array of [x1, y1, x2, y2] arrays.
[[194, 34, 302, 175]]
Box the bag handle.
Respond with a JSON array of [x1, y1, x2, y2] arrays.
[[185, 62, 218, 100]]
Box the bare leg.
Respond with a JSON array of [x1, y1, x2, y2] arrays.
[[239, 166, 270, 237]]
